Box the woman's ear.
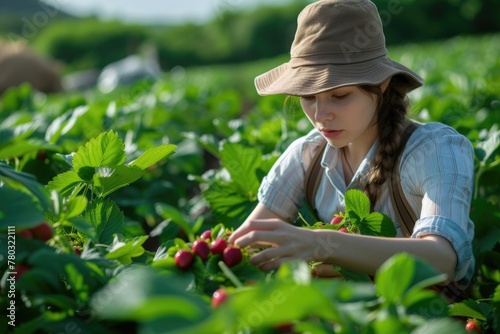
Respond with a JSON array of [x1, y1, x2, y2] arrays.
[[380, 77, 392, 92]]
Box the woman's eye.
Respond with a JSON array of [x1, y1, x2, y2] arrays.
[[300, 95, 315, 100], [333, 94, 349, 100]]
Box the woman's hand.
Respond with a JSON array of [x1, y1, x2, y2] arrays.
[[228, 219, 320, 271]]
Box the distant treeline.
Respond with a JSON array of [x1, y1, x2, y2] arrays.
[[3, 0, 500, 72]]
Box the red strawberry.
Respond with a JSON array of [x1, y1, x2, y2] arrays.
[[330, 216, 343, 225], [36, 151, 47, 160], [200, 230, 212, 240], [338, 227, 349, 233], [192, 240, 210, 261], [210, 238, 227, 255], [222, 246, 242, 267], [18, 229, 33, 239], [465, 319, 481, 333], [211, 288, 228, 308], [74, 246, 82, 256], [174, 250, 194, 269], [30, 222, 53, 241], [14, 264, 31, 280]]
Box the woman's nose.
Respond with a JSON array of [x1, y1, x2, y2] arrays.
[[314, 99, 335, 122]]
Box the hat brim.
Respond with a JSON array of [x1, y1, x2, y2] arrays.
[[254, 56, 423, 96]]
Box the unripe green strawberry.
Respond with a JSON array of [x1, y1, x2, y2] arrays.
[[174, 250, 194, 269], [222, 246, 242, 267], [192, 240, 210, 261]]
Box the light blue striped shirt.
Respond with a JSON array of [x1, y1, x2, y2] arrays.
[[258, 122, 475, 285]]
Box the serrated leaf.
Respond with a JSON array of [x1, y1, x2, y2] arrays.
[[202, 180, 256, 229], [128, 144, 176, 169], [91, 165, 145, 197], [72, 131, 126, 170], [345, 189, 370, 220], [220, 142, 261, 196], [83, 198, 124, 245], [46, 170, 85, 197]]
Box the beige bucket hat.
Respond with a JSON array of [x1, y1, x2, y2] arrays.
[[254, 0, 423, 96]]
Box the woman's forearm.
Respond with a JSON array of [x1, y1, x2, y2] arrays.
[[312, 230, 457, 280]]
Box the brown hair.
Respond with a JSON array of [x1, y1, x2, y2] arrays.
[[360, 75, 413, 210]]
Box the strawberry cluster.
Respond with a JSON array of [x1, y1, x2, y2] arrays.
[[329, 213, 359, 234], [174, 228, 243, 270]]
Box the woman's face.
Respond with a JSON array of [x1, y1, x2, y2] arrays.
[[299, 85, 379, 149]]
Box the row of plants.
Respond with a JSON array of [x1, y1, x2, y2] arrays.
[[0, 33, 499, 333]]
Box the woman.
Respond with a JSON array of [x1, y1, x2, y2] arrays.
[[227, 0, 475, 294]]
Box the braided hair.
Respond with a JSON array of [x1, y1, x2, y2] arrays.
[[359, 75, 414, 210]]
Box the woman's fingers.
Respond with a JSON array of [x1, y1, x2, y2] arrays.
[[228, 219, 288, 245]]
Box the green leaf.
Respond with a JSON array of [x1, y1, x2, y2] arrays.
[[91, 165, 145, 197], [449, 300, 490, 320], [332, 265, 372, 282], [46, 170, 85, 198], [0, 187, 45, 229], [72, 131, 126, 170], [105, 235, 149, 264], [475, 127, 500, 167], [0, 162, 51, 211], [66, 216, 97, 241], [65, 195, 88, 219], [220, 142, 261, 196], [89, 266, 208, 329], [345, 189, 370, 220], [83, 198, 124, 245], [202, 180, 256, 229], [375, 253, 447, 304], [128, 144, 176, 169], [375, 253, 415, 303], [358, 212, 396, 237], [155, 203, 193, 240]]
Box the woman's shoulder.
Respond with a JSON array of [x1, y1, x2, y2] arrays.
[[404, 121, 474, 161], [409, 121, 472, 148]]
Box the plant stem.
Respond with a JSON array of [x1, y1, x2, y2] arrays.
[[218, 261, 244, 288]]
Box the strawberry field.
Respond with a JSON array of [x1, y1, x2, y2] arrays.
[[1, 33, 499, 334]]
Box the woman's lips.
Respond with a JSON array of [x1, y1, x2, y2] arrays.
[[320, 129, 343, 138]]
